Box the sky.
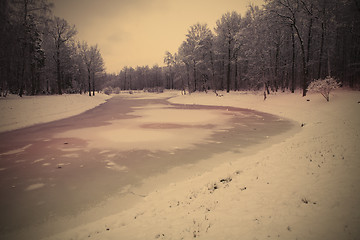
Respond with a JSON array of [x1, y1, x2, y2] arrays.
[[52, 0, 264, 74]]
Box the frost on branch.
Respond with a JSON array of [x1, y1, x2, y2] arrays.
[[307, 77, 341, 102]]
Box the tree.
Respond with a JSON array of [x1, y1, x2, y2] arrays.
[[0, 0, 112, 96], [269, 0, 310, 95], [0, 0, 52, 96], [102, 1, 359, 94], [48, 16, 77, 94], [90, 45, 104, 96], [79, 42, 104, 96], [164, 51, 175, 89], [178, 41, 192, 93], [268, 0, 334, 96], [240, 6, 271, 91], [308, 76, 340, 101], [0, 0, 11, 96], [215, 11, 241, 93], [179, 23, 213, 92]]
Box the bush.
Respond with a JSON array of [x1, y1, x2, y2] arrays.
[[113, 87, 120, 94], [307, 76, 341, 102], [143, 87, 164, 93], [103, 87, 113, 95]]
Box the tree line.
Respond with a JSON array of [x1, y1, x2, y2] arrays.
[[108, 0, 359, 96], [0, 0, 104, 96], [1, 0, 359, 97]]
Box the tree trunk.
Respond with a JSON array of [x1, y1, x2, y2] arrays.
[[318, 0, 326, 79], [291, 25, 296, 93], [234, 54, 238, 91], [19, 0, 29, 97], [19, 54, 25, 97], [226, 39, 231, 93], [210, 50, 216, 90], [293, 24, 308, 96], [265, 81, 270, 95], [88, 68, 91, 96], [274, 43, 279, 91], [129, 72, 132, 89], [220, 57, 225, 90], [56, 49, 62, 95], [300, 41, 308, 97], [31, 65, 35, 95], [318, 21, 325, 79], [170, 65, 173, 89], [193, 60, 196, 92], [300, 4, 313, 96], [238, 62, 244, 90], [327, 48, 331, 77], [124, 69, 127, 90], [306, 7, 313, 80], [186, 63, 191, 94], [92, 71, 95, 96]]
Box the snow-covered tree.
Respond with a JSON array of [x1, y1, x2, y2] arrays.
[[79, 42, 104, 96], [179, 23, 213, 92], [214, 11, 241, 93], [307, 76, 340, 102], [163, 51, 174, 89], [48, 16, 77, 94]]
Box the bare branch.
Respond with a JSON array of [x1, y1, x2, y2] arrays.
[[270, 9, 294, 24]]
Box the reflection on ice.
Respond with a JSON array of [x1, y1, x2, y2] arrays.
[[55, 105, 234, 152]]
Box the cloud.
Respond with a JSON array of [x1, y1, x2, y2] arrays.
[[53, 0, 264, 73], [107, 31, 126, 43], [52, 0, 164, 22]]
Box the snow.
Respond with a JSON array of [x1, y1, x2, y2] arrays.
[[25, 183, 46, 191], [0, 144, 32, 156], [1, 89, 360, 240], [0, 93, 111, 133]]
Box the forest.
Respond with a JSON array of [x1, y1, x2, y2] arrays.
[[0, 0, 359, 97], [0, 0, 104, 96]]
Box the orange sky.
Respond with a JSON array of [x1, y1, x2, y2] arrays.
[[52, 0, 264, 74]]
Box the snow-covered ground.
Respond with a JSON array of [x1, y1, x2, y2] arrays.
[[33, 89, 358, 240], [1, 89, 360, 240], [0, 93, 112, 133]]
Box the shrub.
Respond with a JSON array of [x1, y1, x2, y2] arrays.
[[113, 87, 121, 94], [307, 76, 341, 102], [103, 87, 113, 95], [143, 87, 164, 93]]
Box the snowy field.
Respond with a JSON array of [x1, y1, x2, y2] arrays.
[[0, 93, 112, 133], [1, 89, 360, 240]]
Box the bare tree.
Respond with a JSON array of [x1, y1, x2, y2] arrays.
[[79, 42, 104, 96], [2, 0, 52, 96], [178, 41, 192, 93], [49, 16, 77, 94], [269, 0, 317, 96], [215, 11, 241, 93], [164, 51, 174, 89], [180, 23, 213, 92]]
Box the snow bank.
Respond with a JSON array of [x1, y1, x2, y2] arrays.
[[43, 89, 360, 240], [0, 93, 112, 133]]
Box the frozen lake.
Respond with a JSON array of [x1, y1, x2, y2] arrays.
[[0, 95, 296, 239]]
